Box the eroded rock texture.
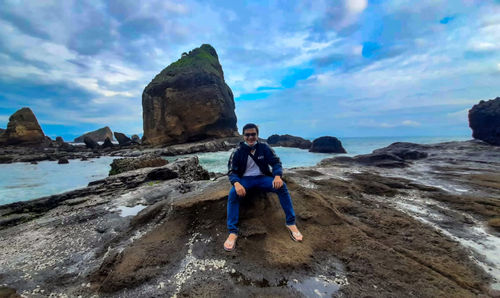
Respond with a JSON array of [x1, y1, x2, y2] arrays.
[[0, 107, 45, 146], [74, 127, 113, 143], [142, 44, 238, 146], [469, 96, 500, 145]]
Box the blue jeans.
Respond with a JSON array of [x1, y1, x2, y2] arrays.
[[227, 175, 296, 234]]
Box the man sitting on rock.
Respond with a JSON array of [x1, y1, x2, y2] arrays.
[[224, 123, 303, 251]]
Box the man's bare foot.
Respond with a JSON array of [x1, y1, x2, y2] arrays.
[[286, 225, 303, 242], [224, 233, 238, 251]]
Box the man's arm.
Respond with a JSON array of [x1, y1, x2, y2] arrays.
[[227, 149, 242, 185], [264, 144, 283, 177]]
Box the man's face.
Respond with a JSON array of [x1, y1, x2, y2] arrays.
[[243, 128, 258, 146]]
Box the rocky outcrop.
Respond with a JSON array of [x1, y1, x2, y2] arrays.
[[469, 97, 500, 145], [320, 142, 429, 168], [267, 134, 312, 149], [102, 137, 114, 149], [114, 132, 132, 146], [0, 143, 496, 297], [142, 44, 238, 146], [309, 136, 346, 153], [74, 127, 113, 143], [84, 136, 99, 149], [0, 128, 5, 135], [0, 107, 45, 146], [131, 135, 141, 144], [109, 155, 168, 176]]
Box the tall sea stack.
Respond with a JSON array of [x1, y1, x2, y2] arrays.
[[0, 107, 45, 146], [142, 44, 238, 146]]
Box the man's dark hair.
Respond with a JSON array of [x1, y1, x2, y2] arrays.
[[242, 123, 259, 134]]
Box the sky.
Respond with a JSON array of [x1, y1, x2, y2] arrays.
[[0, 0, 499, 140]]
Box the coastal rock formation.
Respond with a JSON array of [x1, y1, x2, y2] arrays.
[[109, 155, 168, 176], [0, 128, 5, 135], [131, 135, 141, 144], [469, 96, 500, 145], [101, 137, 114, 149], [267, 134, 312, 149], [321, 142, 428, 168], [114, 132, 132, 146], [74, 127, 113, 143], [0, 142, 497, 297], [309, 136, 346, 153], [142, 44, 238, 145], [0, 107, 45, 146], [84, 136, 99, 149]]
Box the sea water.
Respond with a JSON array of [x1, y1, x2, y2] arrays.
[[0, 136, 470, 205]]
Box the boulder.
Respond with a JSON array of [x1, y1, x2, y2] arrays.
[[267, 134, 312, 149], [114, 132, 132, 146], [101, 137, 114, 149], [142, 44, 238, 145], [0, 107, 45, 146], [55, 136, 64, 144], [469, 97, 500, 145], [58, 158, 69, 164], [109, 155, 168, 176], [74, 127, 113, 143], [84, 136, 99, 149], [309, 136, 346, 153], [131, 134, 141, 144]]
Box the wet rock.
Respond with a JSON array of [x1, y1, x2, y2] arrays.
[[309, 136, 346, 153], [109, 155, 167, 176], [142, 44, 238, 145], [101, 137, 114, 149], [267, 134, 312, 149], [58, 158, 69, 164], [84, 136, 99, 149], [0, 107, 46, 146], [114, 132, 132, 146], [469, 96, 500, 145], [74, 126, 113, 143]]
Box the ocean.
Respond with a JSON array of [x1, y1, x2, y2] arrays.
[[0, 136, 471, 205]]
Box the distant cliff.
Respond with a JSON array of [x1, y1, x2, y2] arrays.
[[142, 44, 238, 146]]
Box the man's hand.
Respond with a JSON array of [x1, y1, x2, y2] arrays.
[[273, 176, 283, 189], [234, 182, 246, 197]]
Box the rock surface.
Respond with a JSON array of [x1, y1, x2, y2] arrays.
[[142, 44, 238, 145], [75, 126, 113, 143], [266, 134, 312, 149], [321, 142, 429, 168], [0, 107, 45, 146], [101, 137, 114, 149], [114, 132, 132, 146], [84, 136, 99, 149], [0, 141, 498, 297], [469, 96, 500, 145], [131, 135, 141, 144], [309, 136, 346, 153], [109, 155, 168, 176]]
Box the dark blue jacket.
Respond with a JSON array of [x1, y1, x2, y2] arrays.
[[228, 141, 283, 185]]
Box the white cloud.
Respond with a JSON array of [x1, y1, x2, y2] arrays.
[[402, 120, 420, 127], [345, 0, 368, 14]]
